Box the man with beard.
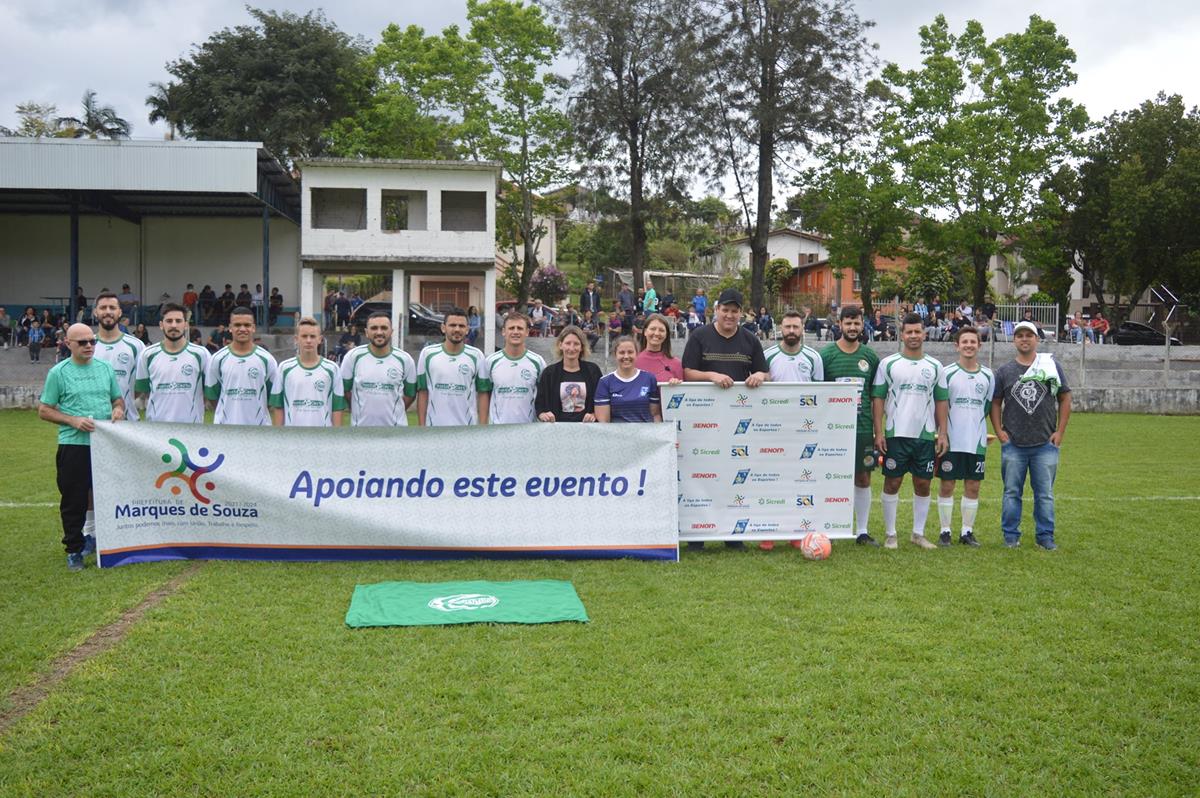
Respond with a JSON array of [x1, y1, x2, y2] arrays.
[[821, 306, 881, 546], [764, 311, 824, 382], [417, 307, 491, 426], [340, 312, 417, 427], [204, 306, 279, 426], [92, 291, 145, 422], [135, 303, 210, 423]]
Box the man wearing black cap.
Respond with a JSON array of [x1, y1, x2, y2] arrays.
[[681, 288, 769, 551]]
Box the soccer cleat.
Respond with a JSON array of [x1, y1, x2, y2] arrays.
[[82, 534, 96, 556], [759, 541, 775, 551], [855, 533, 880, 547], [686, 542, 704, 551], [959, 532, 981, 547], [938, 530, 952, 547], [910, 534, 937, 550], [725, 541, 746, 551], [66, 552, 85, 571], [1036, 540, 1058, 551], [884, 535, 898, 550]]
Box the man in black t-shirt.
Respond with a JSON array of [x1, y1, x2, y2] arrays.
[[681, 288, 769, 550]]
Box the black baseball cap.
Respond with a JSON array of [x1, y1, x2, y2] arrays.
[[717, 289, 743, 307]]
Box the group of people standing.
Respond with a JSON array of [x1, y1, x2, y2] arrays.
[[39, 285, 1071, 571]]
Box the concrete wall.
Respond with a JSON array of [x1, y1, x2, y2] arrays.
[[0, 214, 300, 310]]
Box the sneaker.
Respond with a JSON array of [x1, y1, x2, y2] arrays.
[[82, 534, 96, 556], [758, 541, 775, 551], [66, 552, 85, 571], [1004, 539, 1020, 548], [725, 541, 746, 550], [938, 530, 952, 547], [884, 535, 898, 550], [959, 532, 981, 547], [1036, 539, 1058, 551], [855, 533, 880, 547], [910, 534, 937, 550], [686, 542, 704, 552]]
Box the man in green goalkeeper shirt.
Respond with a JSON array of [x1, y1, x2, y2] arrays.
[[872, 313, 949, 550], [821, 306, 881, 545]]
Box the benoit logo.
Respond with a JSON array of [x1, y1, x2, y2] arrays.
[[427, 594, 499, 612]]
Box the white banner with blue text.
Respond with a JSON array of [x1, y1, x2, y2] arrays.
[[661, 382, 858, 541], [91, 421, 679, 566]]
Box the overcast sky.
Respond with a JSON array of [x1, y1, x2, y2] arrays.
[[2, 0, 1196, 139]]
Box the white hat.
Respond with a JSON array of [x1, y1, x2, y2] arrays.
[[1013, 320, 1039, 335]]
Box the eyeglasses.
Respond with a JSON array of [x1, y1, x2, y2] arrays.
[[69, 338, 98, 346]]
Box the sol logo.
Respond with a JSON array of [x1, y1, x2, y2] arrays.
[[155, 438, 224, 504], [428, 594, 499, 612]]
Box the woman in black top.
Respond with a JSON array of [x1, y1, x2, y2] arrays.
[[535, 325, 601, 422]]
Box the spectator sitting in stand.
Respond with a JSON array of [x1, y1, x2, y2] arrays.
[[268, 288, 283, 326], [207, 324, 232, 353], [219, 284, 236, 323], [182, 283, 198, 322], [117, 283, 139, 322], [198, 284, 217, 323], [335, 324, 362, 362], [235, 283, 253, 307], [1090, 311, 1109, 343], [580, 311, 600, 348], [608, 305, 624, 341]]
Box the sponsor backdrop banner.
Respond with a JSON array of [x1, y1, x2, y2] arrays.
[[662, 383, 858, 541], [91, 422, 679, 566]]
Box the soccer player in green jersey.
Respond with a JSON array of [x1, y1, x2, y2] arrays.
[[487, 312, 546, 424], [872, 313, 949, 550], [270, 316, 345, 427], [820, 306, 881, 546], [92, 291, 145, 421], [204, 306, 279, 426], [935, 325, 995, 547], [417, 307, 492, 426], [341, 312, 417, 427], [135, 303, 210, 423]]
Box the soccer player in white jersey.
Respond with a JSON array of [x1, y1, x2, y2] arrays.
[[340, 312, 417, 427], [764, 310, 824, 382], [271, 316, 345, 427], [417, 306, 492, 426], [487, 312, 545, 424], [92, 291, 145, 421], [204, 306, 279, 425], [135, 303, 210, 423], [872, 313, 949, 550], [935, 325, 995, 547]]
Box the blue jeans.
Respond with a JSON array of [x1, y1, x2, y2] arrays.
[[1001, 441, 1059, 544]]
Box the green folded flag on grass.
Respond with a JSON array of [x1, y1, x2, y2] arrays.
[[346, 579, 589, 628]]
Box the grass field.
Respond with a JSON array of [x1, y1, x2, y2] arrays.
[[0, 409, 1197, 796]]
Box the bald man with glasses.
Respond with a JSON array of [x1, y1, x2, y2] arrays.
[[38, 323, 125, 571]]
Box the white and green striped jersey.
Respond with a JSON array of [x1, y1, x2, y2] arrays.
[[486, 349, 545, 424], [269, 357, 346, 427], [871, 352, 948, 440], [339, 345, 417, 427], [135, 342, 210, 423], [94, 333, 145, 421], [764, 344, 824, 382], [417, 343, 492, 426], [204, 346, 279, 426], [939, 362, 995, 454]]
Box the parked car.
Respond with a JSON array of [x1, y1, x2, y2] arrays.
[[1111, 321, 1182, 346], [348, 301, 444, 335]]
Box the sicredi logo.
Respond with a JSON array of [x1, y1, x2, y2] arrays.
[[428, 594, 499, 612], [155, 437, 225, 505]]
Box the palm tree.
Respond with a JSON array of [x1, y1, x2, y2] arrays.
[[56, 89, 132, 139], [146, 81, 185, 140]]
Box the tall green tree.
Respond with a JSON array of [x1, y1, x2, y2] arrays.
[[2, 102, 60, 137], [707, 0, 873, 310], [553, 0, 708, 294], [881, 14, 1089, 307], [57, 89, 131, 139], [468, 0, 573, 308], [145, 81, 186, 140], [167, 8, 369, 163]]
